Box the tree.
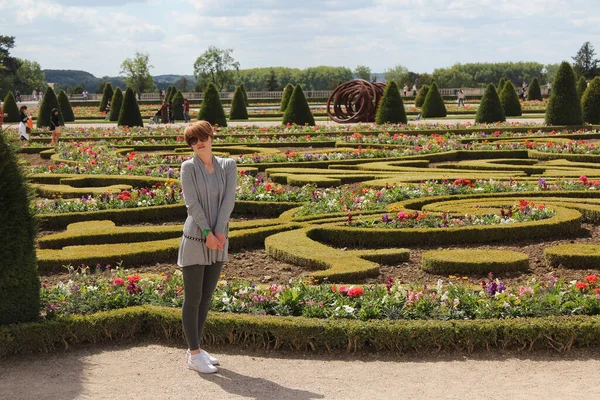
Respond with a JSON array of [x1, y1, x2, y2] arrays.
[[193, 46, 240, 91], [0, 128, 41, 325], [582, 77, 600, 124], [577, 76, 588, 99], [108, 87, 124, 122], [229, 86, 248, 120], [172, 90, 185, 120], [0, 35, 19, 97], [96, 81, 107, 94], [375, 81, 407, 124], [572, 42, 599, 79], [120, 52, 155, 94], [421, 82, 447, 118], [498, 78, 506, 91], [57, 90, 75, 122], [165, 85, 175, 103], [282, 85, 315, 126], [266, 69, 279, 91], [476, 84, 506, 123], [37, 87, 63, 128], [354, 65, 371, 81], [385, 65, 409, 86], [13, 59, 46, 94], [99, 83, 113, 112], [2, 91, 19, 122], [239, 83, 248, 106], [280, 83, 294, 112], [118, 87, 143, 127], [527, 78, 542, 101], [175, 76, 189, 91], [415, 84, 430, 107], [500, 81, 522, 117], [545, 61, 583, 126], [197, 82, 227, 127]]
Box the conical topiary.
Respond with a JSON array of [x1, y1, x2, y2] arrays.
[[476, 84, 506, 123], [197, 82, 227, 127], [500, 81, 522, 117], [577, 77, 588, 100], [172, 90, 184, 121], [375, 80, 407, 124], [118, 87, 143, 127], [229, 86, 249, 120], [37, 87, 63, 128], [0, 129, 40, 325], [282, 85, 315, 126], [415, 84, 430, 107], [99, 83, 113, 112], [527, 78, 542, 101], [2, 91, 19, 122], [421, 82, 447, 118], [582, 77, 600, 124], [498, 78, 506, 91], [57, 90, 75, 122], [166, 86, 175, 103], [109, 87, 124, 121], [545, 61, 583, 125], [280, 83, 294, 112], [240, 83, 248, 106]]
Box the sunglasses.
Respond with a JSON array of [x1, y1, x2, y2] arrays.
[[188, 136, 210, 146]]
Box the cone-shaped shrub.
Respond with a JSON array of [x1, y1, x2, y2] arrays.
[[280, 83, 294, 112], [527, 78, 542, 101], [498, 78, 506, 91], [500, 81, 522, 117], [282, 85, 315, 126], [545, 61, 583, 125], [118, 87, 143, 127], [0, 129, 40, 325], [230, 86, 249, 120], [109, 87, 124, 121], [375, 80, 407, 124], [57, 90, 75, 122], [99, 83, 113, 112], [577, 77, 588, 100], [476, 84, 506, 123], [582, 77, 600, 124], [421, 82, 447, 118], [2, 91, 19, 122], [197, 82, 227, 127], [166, 86, 175, 103], [240, 84, 248, 106], [415, 84, 430, 107], [37, 87, 63, 128], [172, 90, 184, 121]]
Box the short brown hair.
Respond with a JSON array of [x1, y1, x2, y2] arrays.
[[184, 120, 214, 145]]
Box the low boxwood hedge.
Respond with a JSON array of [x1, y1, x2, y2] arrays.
[[421, 249, 529, 274], [545, 244, 600, 269]]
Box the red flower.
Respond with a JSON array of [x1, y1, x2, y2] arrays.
[[265, 183, 272, 191], [576, 282, 589, 291], [580, 175, 588, 184], [347, 287, 364, 297], [586, 275, 598, 284], [331, 285, 337, 292], [128, 275, 142, 283], [113, 277, 125, 286]]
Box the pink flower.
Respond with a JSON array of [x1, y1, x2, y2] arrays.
[[113, 277, 125, 286]]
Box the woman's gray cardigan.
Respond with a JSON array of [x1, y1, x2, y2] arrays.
[[177, 155, 237, 267]]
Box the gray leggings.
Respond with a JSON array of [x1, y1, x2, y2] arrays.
[[181, 262, 223, 351]]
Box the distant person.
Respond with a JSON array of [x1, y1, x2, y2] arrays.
[[403, 85, 408, 97], [521, 88, 527, 101], [32, 89, 37, 101], [183, 98, 191, 123], [15, 90, 21, 102], [547, 82, 551, 95], [82, 90, 88, 101], [18, 105, 29, 140], [0, 101, 6, 127], [49, 108, 63, 145], [412, 84, 417, 96], [522, 80, 527, 91], [457, 89, 465, 107], [38, 89, 43, 103], [104, 100, 111, 120], [168, 101, 175, 123], [160, 101, 168, 124]]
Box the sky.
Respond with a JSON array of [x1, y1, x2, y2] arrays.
[[1, 0, 598, 77]]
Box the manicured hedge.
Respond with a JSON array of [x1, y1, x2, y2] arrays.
[[545, 61, 583, 126], [545, 244, 600, 269], [421, 249, 529, 274]]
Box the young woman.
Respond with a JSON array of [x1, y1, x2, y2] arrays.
[[49, 108, 63, 145], [18, 105, 29, 140], [178, 121, 237, 374]]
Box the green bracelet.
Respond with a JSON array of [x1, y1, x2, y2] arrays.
[[202, 229, 212, 237]]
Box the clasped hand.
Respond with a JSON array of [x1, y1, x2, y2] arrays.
[[206, 232, 226, 251]]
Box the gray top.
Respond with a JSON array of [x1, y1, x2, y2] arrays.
[[177, 155, 237, 267]]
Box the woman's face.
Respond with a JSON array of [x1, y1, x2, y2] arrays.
[[190, 135, 212, 157]]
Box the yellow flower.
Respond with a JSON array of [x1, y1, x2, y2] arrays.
[[462, 277, 468, 280]]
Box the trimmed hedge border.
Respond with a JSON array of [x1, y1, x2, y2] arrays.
[[421, 249, 529, 274], [545, 244, 600, 269]]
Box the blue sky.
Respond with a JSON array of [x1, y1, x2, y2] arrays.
[[1, 0, 598, 77]]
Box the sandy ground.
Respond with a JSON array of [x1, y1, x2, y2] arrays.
[[1, 343, 600, 400]]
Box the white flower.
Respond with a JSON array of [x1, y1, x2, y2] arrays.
[[222, 296, 230, 304], [453, 298, 460, 308], [343, 305, 355, 313], [437, 279, 443, 292]]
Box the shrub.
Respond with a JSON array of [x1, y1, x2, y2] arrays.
[[545, 62, 583, 125], [229, 86, 249, 120], [422, 249, 529, 274], [108, 87, 124, 122], [280, 83, 294, 112], [118, 87, 143, 127], [172, 90, 184, 120], [99, 83, 113, 112], [421, 82, 447, 118], [36, 87, 63, 128], [282, 85, 315, 126], [0, 129, 40, 325], [375, 80, 407, 124], [582, 77, 600, 124], [476, 84, 506, 123], [414, 84, 429, 107], [545, 244, 600, 269], [2, 91, 19, 122], [57, 90, 75, 122], [240, 83, 248, 106], [197, 82, 227, 127], [497, 78, 506, 91], [577, 77, 588, 100], [527, 78, 543, 101], [500, 81, 522, 117]]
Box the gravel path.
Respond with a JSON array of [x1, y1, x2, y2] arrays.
[[1, 343, 600, 399]]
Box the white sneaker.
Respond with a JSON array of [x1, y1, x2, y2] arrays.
[[187, 352, 218, 374], [187, 349, 219, 365]]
